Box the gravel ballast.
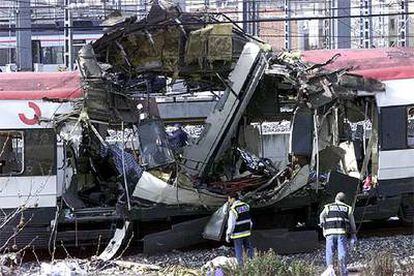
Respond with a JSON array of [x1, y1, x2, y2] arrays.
[[9, 233, 414, 275]]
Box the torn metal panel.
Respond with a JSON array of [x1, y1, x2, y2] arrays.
[[307, 78, 335, 108], [269, 165, 310, 204], [92, 2, 250, 80], [339, 74, 385, 92], [132, 172, 226, 206], [182, 43, 267, 178], [185, 23, 233, 66], [98, 221, 131, 261], [76, 45, 140, 124], [290, 107, 313, 157], [157, 100, 216, 123], [317, 108, 342, 155], [62, 191, 86, 210], [249, 165, 310, 207], [142, 217, 210, 254], [77, 44, 102, 79], [325, 171, 359, 206], [318, 146, 345, 173], [238, 125, 261, 157], [145, 0, 181, 25], [343, 101, 366, 122], [137, 119, 175, 169], [207, 24, 233, 62], [202, 202, 229, 241], [339, 141, 360, 179], [185, 25, 213, 65]]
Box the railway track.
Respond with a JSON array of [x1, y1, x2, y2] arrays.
[[356, 219, 414, 238]]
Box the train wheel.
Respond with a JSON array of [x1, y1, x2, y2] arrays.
[[399, 194, 414, 225]]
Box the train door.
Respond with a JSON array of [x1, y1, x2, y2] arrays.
[[0, 128, 57, 210], [376, 78, 414, 223]]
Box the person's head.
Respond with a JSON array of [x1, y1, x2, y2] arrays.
[[228, 192, 238, 204], [335, 192, 346, 202]]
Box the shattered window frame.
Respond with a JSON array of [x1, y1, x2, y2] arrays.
[[0, 131, 24, 176], [407, 107, 414, 148]]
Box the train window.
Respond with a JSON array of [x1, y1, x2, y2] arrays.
[[379, 106, 406, 150], [0, 131, 24, 176], [407, 107, 414, 148], [0, 49, 16, 66], [23, 129, 56, 176], [42, 47, 64, 64]]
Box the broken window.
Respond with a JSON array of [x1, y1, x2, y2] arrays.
[[407, 107, 414, 148], [137, 120, 175, 169], [0, 131, 24, 175]]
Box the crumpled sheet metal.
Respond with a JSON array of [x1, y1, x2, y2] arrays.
[[207, 24, 233, 62], [202, 202, 229, 241], [251, 165, 310, 207], [185, 25, 213, 65], [318, 146, 346, 172], [270, 164, 310, 203], [185, 23, 234, 65], [132, 172, 226, 206], [339, 141, 360, 179], [121, 27, 181, 73], [98, 221, 131, 261], [92, 2, 248, 79], [77, 44, 102, 79], [267, 52, 385, 110]]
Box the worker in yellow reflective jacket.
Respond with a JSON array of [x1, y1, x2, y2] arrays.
[[320, 192, 357, 276], [225, 193, 254, 266]]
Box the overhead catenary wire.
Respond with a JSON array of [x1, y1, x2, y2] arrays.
[[1, 10, 414, 31], [0, 0, 409, 20]]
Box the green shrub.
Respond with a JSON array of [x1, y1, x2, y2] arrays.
[[221, 250, 317, 276], [363, 251, 395, 276]]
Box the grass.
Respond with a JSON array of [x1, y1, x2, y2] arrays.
[[159, 249, 414, 276], [362, 251, 414, 276], [220, 250, 317, 276]]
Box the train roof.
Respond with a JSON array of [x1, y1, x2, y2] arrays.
[[1, 47, 413, 101], [0, 21, 103, 36], [301, 47, 414, 81], [0, 71, 83, 100]]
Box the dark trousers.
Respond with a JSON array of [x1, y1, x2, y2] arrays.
[[233, 236, 254, 266]]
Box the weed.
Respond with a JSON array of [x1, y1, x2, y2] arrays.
[[221, 250, 317, 276]]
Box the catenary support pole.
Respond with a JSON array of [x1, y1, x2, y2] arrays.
[[16, 0, 32, 71]]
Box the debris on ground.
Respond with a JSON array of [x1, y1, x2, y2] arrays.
[[4, 234, 411, 275], [40, 260, 87, 276], [201, 256, 237, 276]]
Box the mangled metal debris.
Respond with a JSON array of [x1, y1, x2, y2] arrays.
[[1, 0, 404, 258]]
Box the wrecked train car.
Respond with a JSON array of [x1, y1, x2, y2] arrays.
[[302, 48, 414, 224], [0, 2, 412, 254]]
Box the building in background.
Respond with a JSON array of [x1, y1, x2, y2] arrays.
[[0, 0, 413, 70]]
